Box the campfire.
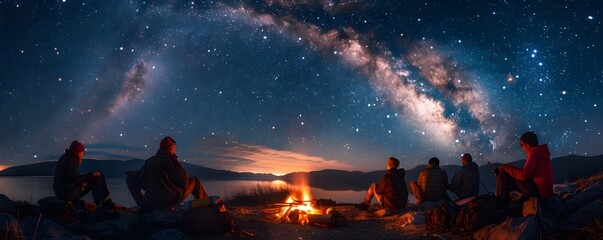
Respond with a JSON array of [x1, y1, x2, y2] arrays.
[[274, 177, 346, 227]]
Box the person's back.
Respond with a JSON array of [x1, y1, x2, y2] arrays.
[[140, 148, 189, 208], [53, 150, 81, 199], [417, 165, 448, 201], [449, 154, 480, 199], [378, 168, 408, 210]]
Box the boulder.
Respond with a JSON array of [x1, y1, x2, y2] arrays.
[[567, 199, 603, 227], [20, 215, 70, 239], [37, 196, 75, 216], [0, 212, 22, 239], [0, 194, 15, 213], [146, 229, 189, 240], [84, 213, 138, 239], [144, 208, 183, 226], [566, 180, 603, 211], [473, 216, 541, 240]]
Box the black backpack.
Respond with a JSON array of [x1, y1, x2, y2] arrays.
[[451, 193, 507, 231], [426, 201, 461, 228], [181, 200, 235, 235]]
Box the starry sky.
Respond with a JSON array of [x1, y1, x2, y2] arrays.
[[1, 0, 601, 174]]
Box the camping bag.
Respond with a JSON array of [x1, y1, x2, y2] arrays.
[[455, 193, 506, 232], [182, 201, 234, 235], [426, 201, 460, 228]]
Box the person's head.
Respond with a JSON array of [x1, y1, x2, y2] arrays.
[[160, 136, 177, 155], [428, 157, 440, 167], [387, 157, 400, 170], [519, 131, 538, 154], [461, 153, 472, 166], [69, 140, 85, 160]]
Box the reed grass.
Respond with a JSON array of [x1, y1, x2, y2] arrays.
[[225, 184, 293, 205]]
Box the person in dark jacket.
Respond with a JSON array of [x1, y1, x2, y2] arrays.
[[494, 131, 553, 207], [127, 136, 208, 210], [409, 157, 449, 204], [356, 157, 408, 213], [53, 140, 118, 219], [448, 153, 480, 199]]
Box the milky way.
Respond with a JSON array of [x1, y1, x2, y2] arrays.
[[1, 1, 601, 173]]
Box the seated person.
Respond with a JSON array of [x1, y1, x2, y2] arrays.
[[494, 131, 553, 207], [448, 153, 480, 199], [356, 157, 408, 213], [127, 137, 208, 211], [409, 157, 449, 204], [53, 140, 118, 219]]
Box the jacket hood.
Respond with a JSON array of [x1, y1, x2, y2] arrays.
[[387, 168, 405, 178], [465, 161, 479, 171]]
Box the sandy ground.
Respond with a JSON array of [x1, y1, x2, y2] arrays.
[[193, 204, 473, 240]]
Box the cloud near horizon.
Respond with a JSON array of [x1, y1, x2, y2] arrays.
[[193, 140, 353, 175]]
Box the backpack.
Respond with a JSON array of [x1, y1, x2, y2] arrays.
[[181, 199, 234, 235], [451, 193, 507, 232], [426, 201, 461, 228]]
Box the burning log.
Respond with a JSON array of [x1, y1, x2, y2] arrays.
[[306, 208, 346, 227], [280, 207, 346, 227]]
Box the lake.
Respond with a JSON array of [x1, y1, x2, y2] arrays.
[[0, 176, 380, 207]]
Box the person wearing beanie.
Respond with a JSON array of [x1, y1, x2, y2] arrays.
[[53, 140, 119, 221], [356, 157, 408, 215], [409, 157, 450, 204], [126, 136, 208, 211]]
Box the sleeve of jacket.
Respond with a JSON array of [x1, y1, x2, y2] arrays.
[[449, 170, 464, 190], [375, 175, 389, 194], [69, 159, 92, 184], [500, 153, 536, 181]]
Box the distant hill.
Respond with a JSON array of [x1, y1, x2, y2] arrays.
[[1, 155, 602, 192], [0, 159, 277, 181], [280, 154, 603, 192]]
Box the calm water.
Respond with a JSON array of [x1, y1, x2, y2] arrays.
[[0, 176, 374, 207]]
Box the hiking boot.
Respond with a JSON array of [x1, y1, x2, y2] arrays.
[[355, 203, 369, 211], [93, 206, 119, 222]]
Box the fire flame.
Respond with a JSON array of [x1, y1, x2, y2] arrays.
[[276, 174, 322, 221]]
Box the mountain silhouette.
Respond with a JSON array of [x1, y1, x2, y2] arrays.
[[1, 155, 602, 192]]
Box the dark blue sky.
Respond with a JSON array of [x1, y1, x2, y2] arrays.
[[1, 0, 601, 174]]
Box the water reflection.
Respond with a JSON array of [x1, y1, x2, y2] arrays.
[[0, 177, 370, 207]]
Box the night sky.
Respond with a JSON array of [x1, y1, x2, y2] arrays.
[[1, 0, 601, 174]]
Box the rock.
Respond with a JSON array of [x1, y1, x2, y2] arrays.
[[473, 216, 541, 240], [84, 213, 138, 239], [146, 229, 189, 240], [20, 214, 70, 239], [38, 196, 75, 216], [144, 208, 182, 226], [566, 180, 603, 211], [567, 199, 603, 227], [0, 194, 15, 213], [554, 183, 576, 196], [0, 212, 22, 239]]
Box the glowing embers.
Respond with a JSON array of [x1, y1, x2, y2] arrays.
[[275, 188, 346, 227]]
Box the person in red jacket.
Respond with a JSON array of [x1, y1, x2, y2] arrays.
[[495, 131, 554, 206]]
